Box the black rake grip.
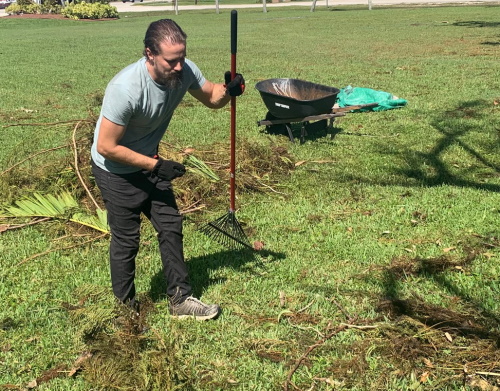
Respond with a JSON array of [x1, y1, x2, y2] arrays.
[[231, 10, 237, 56]]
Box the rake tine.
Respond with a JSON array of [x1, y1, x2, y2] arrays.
[[206, 220, 252, 250], [200, 211, 253, 251]]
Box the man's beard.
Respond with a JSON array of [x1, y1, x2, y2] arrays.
[[159, 70, 183, 89]]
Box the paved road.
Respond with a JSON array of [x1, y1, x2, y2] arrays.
[[1, 0, 498, 17]]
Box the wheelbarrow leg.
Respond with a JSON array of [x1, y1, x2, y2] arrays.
[[300, 122, 309, 144], [328, 118, 334, 139], [285, 123, 295, 143], [330, 116, 344, 139]]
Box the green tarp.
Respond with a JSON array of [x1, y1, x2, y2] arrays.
[[337, 85, 408, 112]]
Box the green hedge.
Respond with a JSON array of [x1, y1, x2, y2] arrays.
[[6, 1, 61, 14], [61, 2, 118, 19], [5, 0, 118, 19]]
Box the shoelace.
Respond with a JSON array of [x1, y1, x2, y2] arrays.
[[185, 297, 208, 308]]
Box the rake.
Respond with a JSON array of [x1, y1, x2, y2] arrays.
[[200, 10, 253, 251]]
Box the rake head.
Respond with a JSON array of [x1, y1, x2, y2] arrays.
[[200, 211, 253, 251]]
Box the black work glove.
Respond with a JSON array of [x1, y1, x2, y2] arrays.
[[152, 158, 186, 181], [224, 71, 245, 96]]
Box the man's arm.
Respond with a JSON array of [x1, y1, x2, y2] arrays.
[[188, 80, 230, 109], [96, 117, 157, 171]]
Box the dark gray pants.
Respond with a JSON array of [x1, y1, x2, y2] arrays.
[[91, 160, 192, 304]]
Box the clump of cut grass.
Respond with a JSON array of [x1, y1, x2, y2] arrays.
[[64, 286, 192, 391], [81, 331, 191, 391], [375, 301, 500, 386], [184, 154, 220, 183], [386, 253, 475, 279], [377, 296, 499, 339], [281, 239, 500, 390], [158, 137, 295, 210]]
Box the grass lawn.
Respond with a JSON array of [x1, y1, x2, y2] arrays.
[[0, 4, 499, 390]]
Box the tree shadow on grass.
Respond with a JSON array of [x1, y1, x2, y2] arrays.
[[330, 100, 499, 192], [149, 248, 285, 302], [451, 21, 500, 46], [452, 21, 500, 28], [482, 40, 500, 46], [369, 101, 500, 341], [393, 100, 500, 192], [379, 242, 500, 342], [274, 100, 499, 193]]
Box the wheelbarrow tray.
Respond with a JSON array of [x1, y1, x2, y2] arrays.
[[255, 78, 340, 119]]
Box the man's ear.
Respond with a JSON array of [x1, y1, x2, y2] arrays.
[[145, 48, 154, 63]]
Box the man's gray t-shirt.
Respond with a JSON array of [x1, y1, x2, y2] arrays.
[[91, 57, 206, 174]]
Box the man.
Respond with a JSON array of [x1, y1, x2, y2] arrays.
[[91, 19, 244, 320]]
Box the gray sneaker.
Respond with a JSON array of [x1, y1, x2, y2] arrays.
[[170, 296, 220, 320]]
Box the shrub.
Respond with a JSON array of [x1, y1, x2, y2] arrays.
[[61, 1, 118, 19], [41, 0, 62, 13], [5, 0, 36, 14], [73, 0, 111, 4], [5, 3, 23, 14], [6, 0, 61, 14], [24, 3, 43, 13], [42, 3, 62, 12]]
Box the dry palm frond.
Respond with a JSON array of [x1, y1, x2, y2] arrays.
[[3, 191, 78, 217], [0, 191, 109, 233], [72, 208, 109, 233]]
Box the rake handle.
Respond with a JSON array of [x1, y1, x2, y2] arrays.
[[230, 9, 237, 212]]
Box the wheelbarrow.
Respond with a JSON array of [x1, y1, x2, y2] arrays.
[[255, 78, 340, 119], [255, 78, 376, 143]]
